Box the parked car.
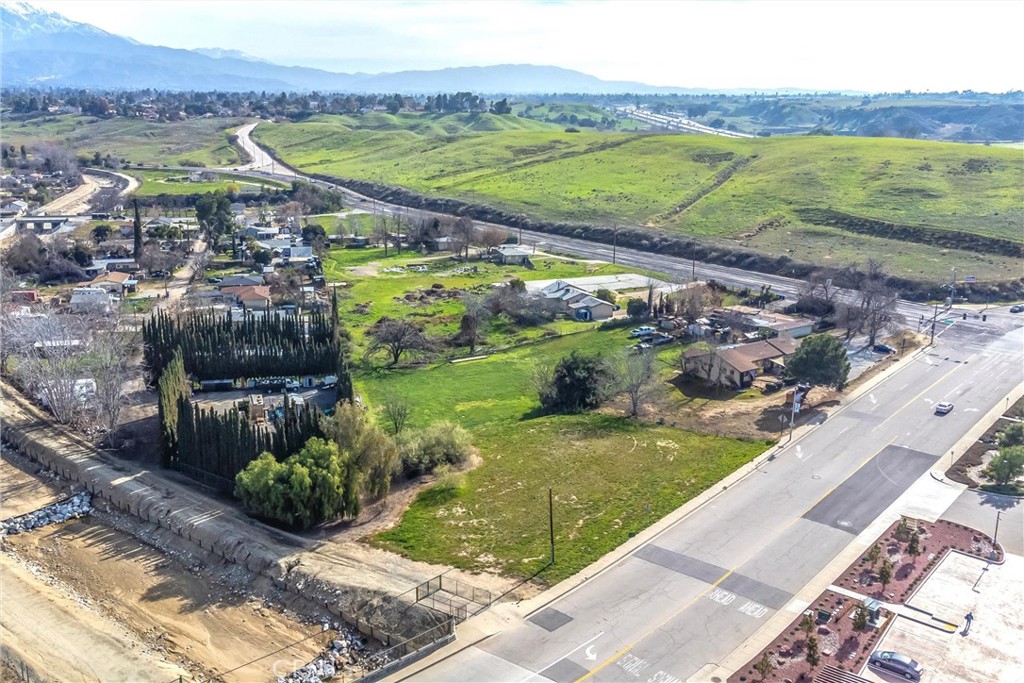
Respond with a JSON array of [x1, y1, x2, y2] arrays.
[[934, 401, 954, 415], [207, 277, 223, 284], [873, 343, 896, 354], [868, 651, 924, 680], [650, 333, 674, 345], [632, 342, 652, 353], [1010, 305, 1024, 313], [629, 326, 656, 338]]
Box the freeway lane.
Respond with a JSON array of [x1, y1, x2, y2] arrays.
[[413, 322, 1023, 682]]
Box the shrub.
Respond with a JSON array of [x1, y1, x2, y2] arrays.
[[399, 421, 473, 476], [538, 350, 613, 414]]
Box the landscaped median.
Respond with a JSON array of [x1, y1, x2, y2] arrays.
[[729, 517, 1001, 682]]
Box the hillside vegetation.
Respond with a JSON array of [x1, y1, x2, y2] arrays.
[[2, 114, 251, 167], [255, 114, 1024, 282]]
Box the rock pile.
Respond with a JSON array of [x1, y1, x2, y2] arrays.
[[1, 492, 92, 536], [279, 629, 392, 683]]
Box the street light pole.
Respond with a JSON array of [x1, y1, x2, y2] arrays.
[[990, 510, 1003, 561]]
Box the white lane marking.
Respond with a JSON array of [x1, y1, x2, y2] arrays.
[[899, 383, 909, 390], [738, 600, 769, 618], [617, 653, 651, 677], [647, 671, 684, 683], [530, 630, 605, 680], [869, 393, 877, 405], [925, 355, 934, 365]]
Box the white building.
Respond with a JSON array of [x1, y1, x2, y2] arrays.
[[70, 287, 113, 314]]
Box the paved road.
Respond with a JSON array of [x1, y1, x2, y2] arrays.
[[411, 320, 1022, 682]]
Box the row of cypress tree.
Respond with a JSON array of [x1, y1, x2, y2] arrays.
[[143, 308, 338, 381]]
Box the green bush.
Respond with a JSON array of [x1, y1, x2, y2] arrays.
[[234, 437, 357, 530], [539, 350, 612, 414], [399, 421, 473, 476]]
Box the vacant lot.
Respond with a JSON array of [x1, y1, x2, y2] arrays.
[[133, 169, 288, 196], [255, 114, 1024, 281], [2, 114, 251, 167]]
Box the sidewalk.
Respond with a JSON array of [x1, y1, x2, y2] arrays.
[[711, 382, 1022, 681]]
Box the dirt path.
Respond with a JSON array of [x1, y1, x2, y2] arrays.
[[1, 552, 190, 682], [0, 452, 63, 518], [35, 174, 106, 216]]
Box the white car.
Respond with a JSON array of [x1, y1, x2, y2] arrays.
[[629, 326, 656, 338], [934, 401, 954, 415]]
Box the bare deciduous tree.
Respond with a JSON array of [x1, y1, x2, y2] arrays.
[[476, 226, 508, 251], [451, 217, 475, 259], [8, 310, 92, 426], [617, 349, 657, 417], [365, 318, 434, 366], [89, 315, 142, 445], [381, 392, 411, 435], [672, 283, 719, 321]]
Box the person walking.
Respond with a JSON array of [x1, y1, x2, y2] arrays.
[[964, 611, 974, 635]]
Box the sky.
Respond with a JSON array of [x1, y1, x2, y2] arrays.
[[29, 0, 1024, 92]]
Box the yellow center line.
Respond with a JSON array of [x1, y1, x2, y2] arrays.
[[873, 360, 963, 431], [575, 437, 899, 683]]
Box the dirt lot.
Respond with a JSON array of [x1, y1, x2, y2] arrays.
[[0, 447, 331, 682]]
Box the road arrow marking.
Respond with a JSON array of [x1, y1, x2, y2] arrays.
[[586, 645, 597, 661], [869, 393, 877, 404]]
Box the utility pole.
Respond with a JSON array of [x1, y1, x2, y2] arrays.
[[929, 298, 939, 345], [950, 267, 957, 305], [548, 488, 555, 565]]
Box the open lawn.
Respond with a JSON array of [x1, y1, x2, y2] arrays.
[[2, 114, 252, 167], [359, 323, 769, 581], [132, 170, 288, 196], [371, 412, 768, 582], [255, 114, 1024, 282]]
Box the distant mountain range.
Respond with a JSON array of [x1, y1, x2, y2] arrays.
[[0, 1, 709, 94]]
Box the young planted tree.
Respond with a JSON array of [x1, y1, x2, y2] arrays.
[[755, 652, 775, 681], [853, 605, 869, 630], [867, 542, 881, 570], [805, 634, 820, 668], [878, 559, 894, 592], [800, 613, 815, 637], [907, 531, 921, 559]]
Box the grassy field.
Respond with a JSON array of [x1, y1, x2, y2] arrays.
[[132, 169, 288, 196], [2, 114, 252, 167], [254, 114, 1024, 282], [357, 321, 769, 581], [316, 243, 771, 581], [324, 245, 631, 347]]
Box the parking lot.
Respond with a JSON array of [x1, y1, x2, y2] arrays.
[[859, 552, 1024, 682]]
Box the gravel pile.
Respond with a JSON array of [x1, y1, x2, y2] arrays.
[[1, 491, 92, 536]]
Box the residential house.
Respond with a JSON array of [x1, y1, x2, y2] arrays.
[[89, 270, 137, 295], [682, 337, 800, 389], [567, 295, 615, 321], [0, 200, 29, 217], [218, 275, 264, 288], [491, 245, 532, 266], [244, 225, 280, 240], [536, 280, 616, 321], [221, 285, 271, 310], [70, 287, 114, 314]]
